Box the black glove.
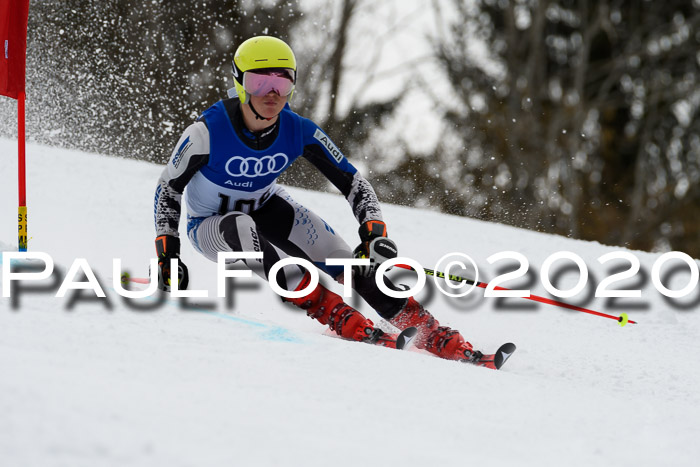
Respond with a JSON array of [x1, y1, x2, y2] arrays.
[[155, 235, 189, 292], [353, 220, 398, 277]]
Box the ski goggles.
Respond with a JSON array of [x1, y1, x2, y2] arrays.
[[242, 69, 295, 97]]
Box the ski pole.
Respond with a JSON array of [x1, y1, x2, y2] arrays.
[[394, 264, 636, 326], [120, 273, 151, 285]]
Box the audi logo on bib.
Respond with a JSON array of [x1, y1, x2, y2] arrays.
[[225, 153, 289, 178]]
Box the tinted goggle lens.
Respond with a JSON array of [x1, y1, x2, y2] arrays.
[[243, 70, 295, 97]]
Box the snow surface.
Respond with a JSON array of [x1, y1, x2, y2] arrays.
[[1, 137, 700, 467]]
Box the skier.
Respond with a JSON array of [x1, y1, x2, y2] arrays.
[[153, 35, 477, 362]]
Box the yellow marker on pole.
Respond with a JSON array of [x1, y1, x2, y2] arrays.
[[18, 206, 27, 252], [618, 313, 629, 327]]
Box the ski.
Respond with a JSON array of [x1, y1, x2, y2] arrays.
[[466, 342, 517, 370], [395, 326, 418, 350], [359, 326, 418, 350]]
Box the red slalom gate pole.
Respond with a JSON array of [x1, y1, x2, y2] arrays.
[[394, 263, 636, 326], [18, 91, 28, 252], [1, 0, 31, 251]]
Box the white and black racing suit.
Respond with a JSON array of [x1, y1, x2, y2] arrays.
[[154, 97, 405, 318]]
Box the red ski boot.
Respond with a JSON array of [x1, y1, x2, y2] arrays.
[[425, 326, 482, 363], [389, 297, 477, 361], [285, 272, 397, 348]]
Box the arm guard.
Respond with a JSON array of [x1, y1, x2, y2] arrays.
[[154, 121, 210, 237]]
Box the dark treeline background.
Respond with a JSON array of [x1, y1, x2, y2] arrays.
[[1, 0, 698, 257]]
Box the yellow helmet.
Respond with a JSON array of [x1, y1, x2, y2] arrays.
[[232, 36, 296, 104]]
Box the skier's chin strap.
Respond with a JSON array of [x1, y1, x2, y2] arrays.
[[248, 100, 274, 121]]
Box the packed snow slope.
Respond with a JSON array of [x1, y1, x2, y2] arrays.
[[1, 138, 699, 467]]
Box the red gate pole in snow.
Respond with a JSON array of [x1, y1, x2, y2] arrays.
[[1, 0, 31, 251], [18, 90, 27, 251]]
